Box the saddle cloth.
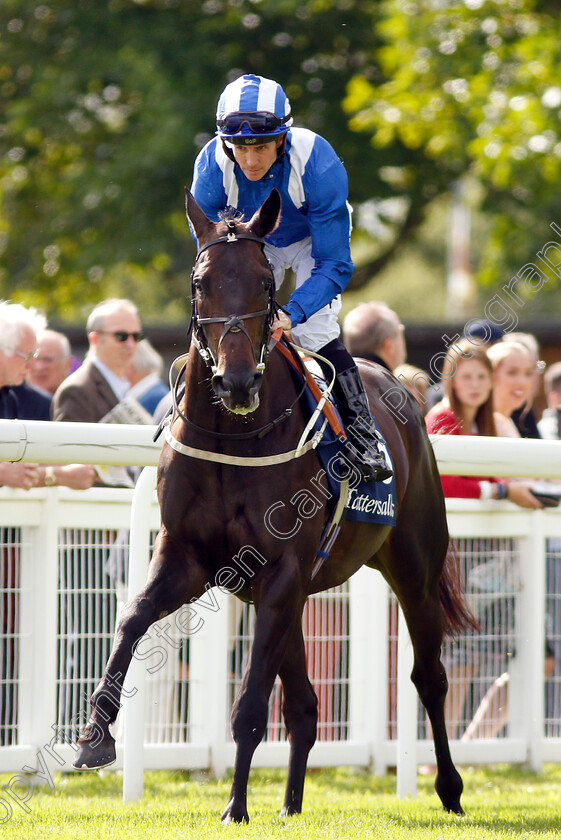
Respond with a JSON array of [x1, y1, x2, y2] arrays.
[[285, 350, 396, 528]]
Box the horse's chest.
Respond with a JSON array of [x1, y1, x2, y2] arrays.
[[180, 484, 259, 542]]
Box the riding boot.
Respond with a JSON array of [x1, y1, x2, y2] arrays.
[[317, 339, 393, 483], [332, 367, 393, 482]]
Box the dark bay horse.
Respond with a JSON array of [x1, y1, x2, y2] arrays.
[[73, 187, 473, 822]]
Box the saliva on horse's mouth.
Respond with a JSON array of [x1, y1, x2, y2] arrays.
[[224, 395, 260, 415]]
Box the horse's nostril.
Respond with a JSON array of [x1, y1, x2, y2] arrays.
[[212, 374, 227, 395], [250, 372, 263, 394], [212, 371, 262, 409]]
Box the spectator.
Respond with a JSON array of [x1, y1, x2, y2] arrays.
[[501, 331, 544, 438], [10, 380, 52, 422], [7, 328, 71, 423], [488, 340, 541, 440], [426, 319, 505, 410], [0, 301, 45, 487], [50, 298, 144, 734], [342, 301, 407, 372], [0, 302, 93, 746], [28, 329, 72, 396], [425, 339, 541, 740], [126, 339, 169, 416], [461, 339, 549, 741], [53, 298, 142, 423], [539, 361, 561, 440], [0, 300, 46, 744], [538, 360, 561, 735]]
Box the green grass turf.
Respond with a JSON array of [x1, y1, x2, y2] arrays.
[[1, 765, 561, 838]]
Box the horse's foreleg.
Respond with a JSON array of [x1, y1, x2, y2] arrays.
[[278, 618, 318, 817], [222, 559, 304, 824], [403, 596, 464, 815], [73, 533, 207, 770], [72, 590, 161, 769]]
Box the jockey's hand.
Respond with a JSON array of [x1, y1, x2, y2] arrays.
[[271, 311, 293, 340]]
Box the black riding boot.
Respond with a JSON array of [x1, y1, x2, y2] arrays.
[[319, 340, 393, 483]]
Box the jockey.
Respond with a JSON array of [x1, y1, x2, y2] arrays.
[[191, 73, 392, 483]]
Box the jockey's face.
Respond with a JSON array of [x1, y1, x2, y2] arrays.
[[231, 137, 283, 181]]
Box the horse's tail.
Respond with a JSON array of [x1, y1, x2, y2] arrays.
[[439, 539, 479, 637]]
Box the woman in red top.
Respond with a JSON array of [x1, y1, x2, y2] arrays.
[[425, 339, 539, 506], [424, 339, 539, 741]]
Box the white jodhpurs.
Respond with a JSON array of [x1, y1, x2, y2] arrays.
[[264, 237, 342, 353]]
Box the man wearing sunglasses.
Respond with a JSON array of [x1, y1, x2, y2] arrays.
[[191, 74, 391, 482], [53, 298, 143, 424]]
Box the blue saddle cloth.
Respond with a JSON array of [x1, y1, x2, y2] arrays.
[[299, 369, 397, 527]]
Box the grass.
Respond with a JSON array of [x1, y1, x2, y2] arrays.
[[1, 765, 561, 839]]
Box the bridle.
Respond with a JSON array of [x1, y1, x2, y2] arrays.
[[165, 219, 308, 442], [190, 219, 277, 375]]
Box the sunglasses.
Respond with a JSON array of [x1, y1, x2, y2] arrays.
[[217, 111, 290, 135], [13, 348, 39, 362], [97, 331, 145, 343]]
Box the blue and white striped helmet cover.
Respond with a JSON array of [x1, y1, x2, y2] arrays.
[[216, 74, 292, 139]]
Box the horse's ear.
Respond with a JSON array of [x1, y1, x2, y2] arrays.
[[247, 188, 281, 239], [185, 188, 215, 243]]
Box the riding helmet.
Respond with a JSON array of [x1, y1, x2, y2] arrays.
[[216, 74, 292, 145]]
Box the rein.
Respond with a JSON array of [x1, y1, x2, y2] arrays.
[[161, 333, 340, 467], [159, 219, 338, 466], [170, 336, 309, 442], [174, 220, 306, 443]]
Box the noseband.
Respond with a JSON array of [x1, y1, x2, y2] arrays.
[[190, 220, 276, 374]]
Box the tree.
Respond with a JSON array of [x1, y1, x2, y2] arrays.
[[0, 0, 381, 321], [345, 0, 561, 311]]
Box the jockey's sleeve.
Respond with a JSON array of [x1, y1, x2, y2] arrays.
[[284, 140, 354, 326], [190, 144, 228, 245]]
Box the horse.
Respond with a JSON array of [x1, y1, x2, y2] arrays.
[[73, 187, 474, 823]]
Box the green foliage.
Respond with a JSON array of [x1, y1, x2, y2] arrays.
[[346, 0, 561, 295], [0, 0, 380, 323], [3, 0, 561, 324]]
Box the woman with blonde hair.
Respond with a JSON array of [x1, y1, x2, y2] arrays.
[[424, 339, 541, 743], [461, 339, 553, 740], [425, 339, 539, 504]]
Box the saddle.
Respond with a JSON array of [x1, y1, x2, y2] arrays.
[[275, 338, 397, 522]]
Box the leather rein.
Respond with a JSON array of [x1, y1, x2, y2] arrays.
[[167, 221, 310, 445]]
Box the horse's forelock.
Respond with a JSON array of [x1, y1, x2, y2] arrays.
[[218, 206, 245, 225]]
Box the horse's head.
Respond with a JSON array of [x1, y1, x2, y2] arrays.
[[185, 188, 281, 414]]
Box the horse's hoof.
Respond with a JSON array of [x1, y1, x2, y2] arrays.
[[221, 799, 249, 824], [444, 801, 465, 817], [72, 734, 116, 771], [435, 768, 464, 815]]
